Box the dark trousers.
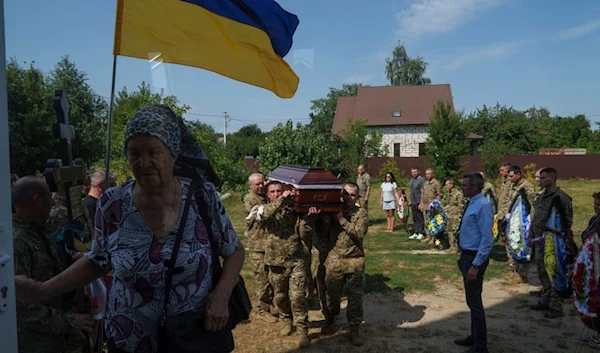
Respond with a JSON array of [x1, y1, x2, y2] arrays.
[[411, 204, 424, 234], [458, 251, 489, 352]]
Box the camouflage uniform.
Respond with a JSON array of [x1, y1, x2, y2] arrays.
[[482, 181, 497, 214], [12, 214, 75, 353], [531, 187, 573, 312], [444, 188, 465, 251], [497, 179, 514, 266], [325, 207, 369, 328], [312, 219, 331, 315], [421, 178, 442, 241], [243, 190, 273, 314], [508, 179, 537, 279], [47, 194, 101, 353], [260, 196, 314, 335], [356, 173, 371, 210]]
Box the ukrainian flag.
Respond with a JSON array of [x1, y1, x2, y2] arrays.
[[113, 0, 300, 98]]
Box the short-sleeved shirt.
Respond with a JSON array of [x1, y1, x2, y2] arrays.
[[356, 173, 371, 197], [381, 182, 398, 202], [409, 177, 424, 204], [86, 177, 239, 353]]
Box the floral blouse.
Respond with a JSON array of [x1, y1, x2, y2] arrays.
[[86, 177, 239, 353]]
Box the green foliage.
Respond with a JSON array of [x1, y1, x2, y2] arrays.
[[258, 120, 334, 175], [377, 159, 408, 187], [308, 83, 364, 134], [385, 41, 432, 86], [7, 57, 107, 176], [425, 101, 471, 181], [225, 124, 266, 160], [335, 118, 385, 176], [523, 162, 537, 185], [480, 143, 502, 182]]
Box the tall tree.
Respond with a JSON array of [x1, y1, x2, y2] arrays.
[[308, 83, 364, 135], [425, 101, 471, 181], [49, 56, 108, 167], [7, 59, 55, 175], [385, 41, 431, 86]]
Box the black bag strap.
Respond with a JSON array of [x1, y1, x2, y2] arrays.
[[192, 181, 224, 283], [161, 181, 196, 321]]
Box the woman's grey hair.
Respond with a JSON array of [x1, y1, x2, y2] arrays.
[[463, 172, 484, 191]]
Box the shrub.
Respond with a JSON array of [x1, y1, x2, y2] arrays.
[[377, 159, 408, 187]]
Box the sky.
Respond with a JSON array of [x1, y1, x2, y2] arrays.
[[5, 0, 600, 133]]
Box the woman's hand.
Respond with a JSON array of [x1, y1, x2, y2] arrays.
[[204, 289, 230, 332], [14, 275, 48, 303]]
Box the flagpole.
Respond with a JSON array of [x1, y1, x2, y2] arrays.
[[104, 54, 118, 189]]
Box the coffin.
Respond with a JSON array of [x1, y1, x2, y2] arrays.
[[268, 165, 343, 213]]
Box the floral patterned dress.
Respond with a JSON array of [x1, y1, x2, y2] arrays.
[[86, 177, 239, 353]]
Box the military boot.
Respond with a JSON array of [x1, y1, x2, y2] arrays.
[[298, 332, 310, 348], [322, 315, 336, 335], [280, 319, 294, 337], [258, 308, 278, 323], [349, 325, 365, 346]]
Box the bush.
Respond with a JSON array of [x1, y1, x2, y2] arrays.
[[523, 162, 537, 185], [377, 159, 408, 187]]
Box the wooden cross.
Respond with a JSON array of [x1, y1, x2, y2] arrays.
[[44, 90, 86, 222]]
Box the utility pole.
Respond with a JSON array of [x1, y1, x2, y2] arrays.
[[223, 111, 228, 146]]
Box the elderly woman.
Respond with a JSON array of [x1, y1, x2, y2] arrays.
[[15, 104, 245, 353]]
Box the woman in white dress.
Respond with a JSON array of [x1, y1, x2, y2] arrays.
[[380, 172, 401, 232]]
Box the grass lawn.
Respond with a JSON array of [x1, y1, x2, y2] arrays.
[[221, 178, 600, 295]]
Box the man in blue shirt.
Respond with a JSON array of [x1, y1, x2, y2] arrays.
[[454, 172, 494, 353]]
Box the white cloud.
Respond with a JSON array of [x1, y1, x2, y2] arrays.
[[435, 39, 528, 71], [344, 73, 376, 84], [553, 19, 600, 41], [395, 0, 504, 39]]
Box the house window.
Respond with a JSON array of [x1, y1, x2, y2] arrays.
[[392, 110, 401, 118], [393, 143, 401, 157], [418, 143, 427, 156]]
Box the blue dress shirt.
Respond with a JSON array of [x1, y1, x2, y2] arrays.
[[459, 193, 494, 266]]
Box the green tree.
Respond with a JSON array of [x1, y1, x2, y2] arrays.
[[308, 83, 364, 135], [425, 101, 471, 180], [7, 58, 54, 175], [385, 41, 431, 86], [225, 124, 266, 160], [48, 56, 108, 167], [335, 118, 385, 176], [258, 121, 334, 175]]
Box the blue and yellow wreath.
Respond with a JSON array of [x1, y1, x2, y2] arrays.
[[426, 200, 447, 236]]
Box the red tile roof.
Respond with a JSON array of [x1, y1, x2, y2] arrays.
[[331, 84, 454, 134]]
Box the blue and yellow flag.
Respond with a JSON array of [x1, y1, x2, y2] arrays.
[[114, 0, 300, 98]]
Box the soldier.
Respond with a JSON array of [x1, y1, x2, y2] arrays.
[[530, 168, 573, 319], [497, 162, 514, 268], [356, 165, 371, 210], [443, 178, 465, 252], [243, 172, 276, 322], [507, 165, 537, 283], [480, 171, 497, 213], [322, 182, 369, 347], [420, 168, 442, 244], [311, 216, 331, 316], [260, 181, 318, 348], [12, 176, 92, 353]]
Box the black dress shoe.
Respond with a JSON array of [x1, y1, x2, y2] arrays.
[[454, 337, 474, 346]]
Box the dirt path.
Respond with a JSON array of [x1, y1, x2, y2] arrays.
[[232, 268, 598, 353]]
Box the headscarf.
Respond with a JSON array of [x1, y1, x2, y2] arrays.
[[124, 104, 218, 186]]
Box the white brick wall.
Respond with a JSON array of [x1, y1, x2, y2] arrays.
[[369, 125, 429, 157]]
